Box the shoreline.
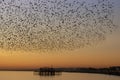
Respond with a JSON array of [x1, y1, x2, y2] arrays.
[[0, 66, 120, 76]]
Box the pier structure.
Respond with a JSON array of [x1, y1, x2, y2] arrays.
[[38, 67, 56, 76]]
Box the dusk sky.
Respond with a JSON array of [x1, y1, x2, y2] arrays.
[[0, 0, 120, 69]]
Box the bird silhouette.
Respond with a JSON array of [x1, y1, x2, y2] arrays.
[[0, 0, 117, 52]]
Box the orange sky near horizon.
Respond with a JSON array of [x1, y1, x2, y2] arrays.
[[0, 29, 120, 69]]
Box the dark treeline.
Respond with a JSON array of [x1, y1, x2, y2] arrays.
[[52, 66, 120, 76]]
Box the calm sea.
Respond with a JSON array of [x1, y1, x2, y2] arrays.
[[0, 71, 120, 80]]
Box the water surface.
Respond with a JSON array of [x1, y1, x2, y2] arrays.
[[0, 71, 120, 80]]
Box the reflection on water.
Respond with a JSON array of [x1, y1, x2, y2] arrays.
[[0, 71, 120, 80], [34, 71, 62, 76]]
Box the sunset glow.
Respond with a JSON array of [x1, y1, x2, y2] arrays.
[[0, 0, 120, 70]]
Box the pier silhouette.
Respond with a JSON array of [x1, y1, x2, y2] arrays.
[[35, 67, 62, 76]]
